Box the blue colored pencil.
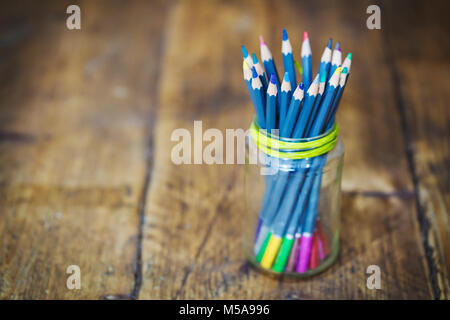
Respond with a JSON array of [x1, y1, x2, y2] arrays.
[[305, 91, 322, 135], [318, 38, 332, 92], [329, 42, 342, 79], [301, 31, 312, 90], [251, 67, 266, 128], [268, 168, 305, 271], [252, 53, 268, 92], [291, 60, 351, 267], [243, 60, 263, 126], [286, 193, 310, 271], [281, 83, 304, 137], [285, 202, 307, 272], [260, 35, 282, 113], [272, 156, 323, 272], [245, 60, 271, 237], [253, 74, 279, 245], [304, 40, 332, 134], [309, 68, 341, 135], [296, 67, 342, 273], [282, 29, 296, 89], [254, 170, 289, 256], [268, 72, 331, 271], [299, 61, 350, 266], [259, 35, 280, 88], [254, 76, 315, 261], [253, 72, 281, 254], [326, 53, 351, 126], [292, 74, 319, 138], [265, 68, 341, 272], [256, 76, 313, 267], [241, 45, 254, 70], [279, 72, 292, 129], [266, 74, 278, 130], [242, 61, 255, 108]]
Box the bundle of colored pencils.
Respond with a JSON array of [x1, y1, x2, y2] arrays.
[[242, 30, 352, 274]]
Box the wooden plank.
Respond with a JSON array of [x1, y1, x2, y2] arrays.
[[140, 0, 263, 299], [0, 0, 168, 299], [383, 0, 450, 299], [140, 0, 432, 299]]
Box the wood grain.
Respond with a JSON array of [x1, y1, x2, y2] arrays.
[[0, 0, 446, 300], [0, 0, 168, 299], [139, 0, 432, 299], [383, 0, 450, 299]]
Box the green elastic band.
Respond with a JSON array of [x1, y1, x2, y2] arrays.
[[250, 121, 339, 159]]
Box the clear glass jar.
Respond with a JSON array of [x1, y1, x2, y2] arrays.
[[244, 120, 344, 277]]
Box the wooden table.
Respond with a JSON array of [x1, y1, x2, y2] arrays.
[[0, 0, 448, 299]]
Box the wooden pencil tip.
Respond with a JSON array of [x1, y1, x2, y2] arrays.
[[335, 41, 340, 51], [252, 53, 259, 64], [270, 74, 277, 84], [282, 29, 288, 41], [303, 31, 309, 40], [252, 67, 258, 78], [259, 35, 265, 46], [241, 45, 249, 58]]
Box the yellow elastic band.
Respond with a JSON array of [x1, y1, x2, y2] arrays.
[[250, 121, 339, 159]]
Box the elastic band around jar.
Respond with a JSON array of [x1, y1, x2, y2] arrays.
[[249, 121, 339, 160]]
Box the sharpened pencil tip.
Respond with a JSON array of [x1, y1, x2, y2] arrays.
[[252, 67, 258, 78], [342, 67, 348, 74], [270, 74, 277, 84], [299, 83, 304, 90], [241, 45, 249, 58], [283, 72, 289, 82], [336, 67, 342, 74], [313, 74, 319, 83], [327, 38, 332, 49], [252, 53, 259, 64], [243, 60, 249, 69], [347, 52, 352, 60], [303, 31, 308, 40], [335, 42, 340, 51], [282, 29, 288, 41], [259, 35, 265, 46]]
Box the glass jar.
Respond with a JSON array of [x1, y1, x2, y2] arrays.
[[244, 119, 344, 277]]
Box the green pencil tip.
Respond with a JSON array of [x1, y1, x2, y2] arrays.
[[347, 52, 352, 60]]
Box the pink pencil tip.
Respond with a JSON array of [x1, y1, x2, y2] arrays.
[[303, 31, 309, 40], [259, 35, 265, 45]]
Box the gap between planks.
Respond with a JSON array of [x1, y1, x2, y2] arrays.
[[381, 31, 441, 300], [128, 2, 172, 301]]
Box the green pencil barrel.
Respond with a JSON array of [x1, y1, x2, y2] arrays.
[[243, 122, 344, 277]]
